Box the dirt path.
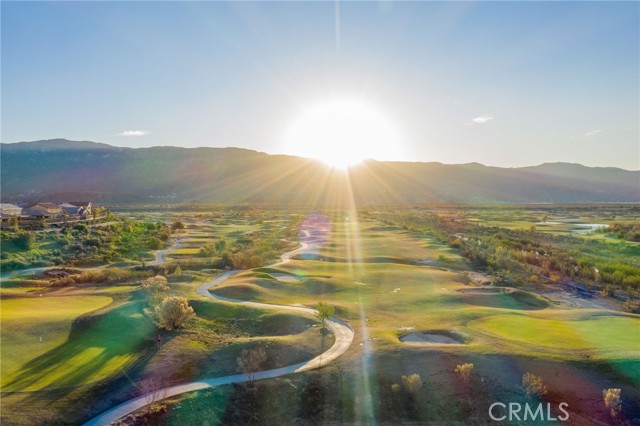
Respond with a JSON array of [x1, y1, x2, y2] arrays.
[[82, 241, 354, 426]]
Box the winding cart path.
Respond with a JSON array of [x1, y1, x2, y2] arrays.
[[82, 241, 354, 426]]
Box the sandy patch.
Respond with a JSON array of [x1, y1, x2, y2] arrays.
[[271, 273, 301, 283], [399, 331, 464, 345], [458, 287, 508, 295]]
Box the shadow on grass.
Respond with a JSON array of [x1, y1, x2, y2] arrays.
[[3, 301, 155, 392]]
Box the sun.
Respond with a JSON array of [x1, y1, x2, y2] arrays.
[[283, 97, 403, 169]]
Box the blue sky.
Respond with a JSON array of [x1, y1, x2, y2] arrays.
[[2, 1, 638, 169]]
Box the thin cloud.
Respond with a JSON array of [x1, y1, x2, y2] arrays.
[[117, 130, 149, 137], [470, 115, 494, 124], [581, 129, 603, 138]]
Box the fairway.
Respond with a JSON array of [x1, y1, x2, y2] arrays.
[[471, 314, 640, 359], [1, 296, 113, 387]]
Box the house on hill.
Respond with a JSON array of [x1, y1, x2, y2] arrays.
[[0, 203, 22, 216], [26, 202, 62, 215], [60, 201, 92, 216]]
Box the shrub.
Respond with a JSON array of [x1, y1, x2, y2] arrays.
[[14, 231, 36, 250], [141, 275, 169, 305], [522, 372, 547, 397], [171, 221, 185, 231], [401, 374, 423, 394], [391, 383, 400, 393], [603, 388, 622, 417], [237, 346, 268, 384], [454, 363, 474, 383], [155, 296, 195, 330], [148, 237, 164, 250]]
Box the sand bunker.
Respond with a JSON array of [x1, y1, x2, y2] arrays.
[[399, 331, 464, 345], [458, 287, 507, 295], [271, 273, 301, 283]]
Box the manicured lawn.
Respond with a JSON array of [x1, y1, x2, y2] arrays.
[[1, 295, 113, 387], [471, 314, 640, 359], [2, 298, 155, 391]]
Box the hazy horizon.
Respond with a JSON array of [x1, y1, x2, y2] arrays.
[[2, 1, 639, 169], [3, 137, 640, 172]]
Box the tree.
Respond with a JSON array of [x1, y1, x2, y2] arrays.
[[237, 346, 268, 384], [141, 275, 169, 305], [522, 372, 547, 397], [401, 374, 423, 394], [171, 221, 185, 231], [173, 265, 182, 277], [14, 231, 35, 250], [155, 296, 195, 330], [148, 237, 163, 250], [138, 374, 168, 415], [454, 363, 474, 383], [315, 302, 335, 328], [603, 388, 622, 418]]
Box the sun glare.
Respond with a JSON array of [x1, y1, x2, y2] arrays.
[[284, 98, 403, 169]]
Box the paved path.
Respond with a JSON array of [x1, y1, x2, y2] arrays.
[[151, 237, 184, 266], [82, 241, 354, 426]]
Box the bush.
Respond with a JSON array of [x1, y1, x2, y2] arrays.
[[237, 346, 268, 383], [603, 388, 622, 417], [14, 231, 36, 250], [401, 374, 423, 394], [522, 372, 547, 397], [155, 296, 195, 330], [171, 221, 185, 231], [140, 275, 169, 305], [148, 237, 164, 250], [454, 363, 474, 383]]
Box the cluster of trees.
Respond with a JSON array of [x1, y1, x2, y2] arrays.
[[373, 210, 640, 296], [139, 275, 195, 330], [601, 222, 640, 242], [0, 219, 181, 272], [196, 216, 302, 270]]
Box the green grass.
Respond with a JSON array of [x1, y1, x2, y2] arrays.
[[2, 299, 155, 391], [1, 295, 114, 387], [471, 314, 640, 359], [169, 247, 201, 255]]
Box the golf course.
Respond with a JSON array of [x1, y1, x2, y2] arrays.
[[1, 208, 639, 425]]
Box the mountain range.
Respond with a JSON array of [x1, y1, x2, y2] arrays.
[[1, 139, 638, 205]]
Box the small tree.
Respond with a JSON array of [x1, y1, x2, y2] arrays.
[[14, 231, 35, 250], [390, 383, 400, 393], [522, 372, 547, 397], [171, 221, 185, 231], [237, 346, 268, 384], [173, 265, 182, 277], [454, 363, 474, 383], [141, 275, 169, 305], [138, 374, 168, 415], [315, 302, 335, 328], [603, 388, 622, 418], [155, 296, 195, 330], [401, 373, 423, 394]]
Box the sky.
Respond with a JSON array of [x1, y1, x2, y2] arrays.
[[2, 1, 639, 170]]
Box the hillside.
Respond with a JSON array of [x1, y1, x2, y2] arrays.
[[1, 139, 638, 205]]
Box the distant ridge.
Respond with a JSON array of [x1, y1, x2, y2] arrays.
[[2, 139, 638, 205]]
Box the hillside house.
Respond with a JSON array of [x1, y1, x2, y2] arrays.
[[0, 203, 22, 216], [26, 202, 62, 215], [60, 201, 92, 216]]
